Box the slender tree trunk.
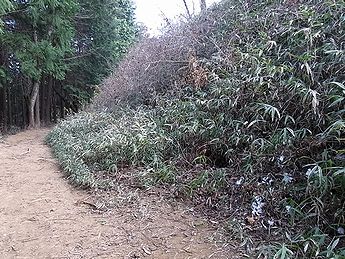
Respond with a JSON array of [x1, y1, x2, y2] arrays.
[[13, 93, 16, 125], [52, 79, 57, 123], [28, 80, 40, 128], [41, 76, 47, 124], [60, 83, 65, 119], [35, 86, 40, 127], [0, 85, 7, 131], [29, 29, 41, 129], [7, 90, 12, 126], [22, 94, 27, 127], [47, 75, 53, 123]]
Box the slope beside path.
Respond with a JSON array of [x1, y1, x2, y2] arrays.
[[0, 129, 233, 259]]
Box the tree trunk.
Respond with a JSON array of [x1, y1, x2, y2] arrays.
[[29, 29, 41, 129], [60, 82, 65, 119], [0, 85, 7, 132], [35, 86, 40, 127], [22, 94, 27, 127], [52, 79, 57, 123], [28, 80, 40, 128], [45, 75, 53, 124], [7, 90, 12, 126]]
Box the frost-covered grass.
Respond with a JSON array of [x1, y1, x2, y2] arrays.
[[46, 110, 169, 188], [48, 88, 345, 257]]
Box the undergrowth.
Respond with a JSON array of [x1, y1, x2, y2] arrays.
[[47, 0, 345, 258]]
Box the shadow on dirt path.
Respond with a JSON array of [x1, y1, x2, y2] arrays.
[[0, 129, 235, 258]]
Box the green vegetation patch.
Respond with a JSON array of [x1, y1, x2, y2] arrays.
[[48, 0, 345, 258]]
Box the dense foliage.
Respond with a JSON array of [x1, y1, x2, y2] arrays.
[[48, 0, 345, 258], [0, 0, 137, 130], [0, 0, 12, 33]]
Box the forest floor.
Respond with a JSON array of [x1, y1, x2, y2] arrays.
[[0, 129, 235, 259]]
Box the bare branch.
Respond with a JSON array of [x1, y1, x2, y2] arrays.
[[182, 0, 192, 19], [200, 0, 206, 13]]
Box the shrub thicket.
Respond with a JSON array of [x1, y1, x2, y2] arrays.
[[48, 0, 345, 257]]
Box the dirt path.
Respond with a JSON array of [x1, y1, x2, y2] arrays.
[[0, 129, 233, 259]]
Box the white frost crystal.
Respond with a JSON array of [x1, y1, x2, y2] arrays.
[[236, 177, 244, 185], [282, 173, 293, 184], [259, 176, 274, 185], [337, 227, 345, 235], [251, 196, 265, 216], [306, 168, 314, 177], [277, 155, 285, 168], [268, 219, 274, 226], [285, 205, 292, 213]]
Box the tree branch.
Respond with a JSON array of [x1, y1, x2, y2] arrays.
[[182, 0, 192, 19]]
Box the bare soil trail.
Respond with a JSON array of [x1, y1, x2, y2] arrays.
[[0, 129, 234, 259]]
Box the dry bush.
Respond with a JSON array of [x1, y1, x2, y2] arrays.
[[94, 7, 226, 109], [95, 0, 308, 111]]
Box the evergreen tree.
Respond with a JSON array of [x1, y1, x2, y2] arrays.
[[0, 0, 12, 33], [64, 0, 137, 106], [0, 0, 137, 130], [2, 0, 77, 127], [0, 0, 12, 80]]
